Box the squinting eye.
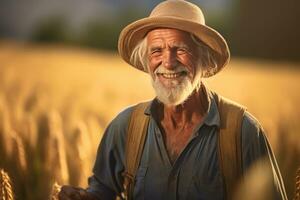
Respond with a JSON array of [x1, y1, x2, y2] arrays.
[[177, 48, 187, 54], [151, 49, 162, 55]]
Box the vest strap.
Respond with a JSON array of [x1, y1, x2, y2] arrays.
[[122, 101, 150, 200]]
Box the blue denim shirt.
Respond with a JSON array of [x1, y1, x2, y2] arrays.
[[87, 89, 286, 200]]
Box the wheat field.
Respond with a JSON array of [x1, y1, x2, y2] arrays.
[[0, 40, 299, 199]]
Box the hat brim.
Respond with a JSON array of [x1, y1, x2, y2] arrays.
[[118, 16, 230, 77]]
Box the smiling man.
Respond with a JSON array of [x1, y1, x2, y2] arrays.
[[144, 28, 209, 164], [147, 29, 201, 106], [58, 1, 287, 200]]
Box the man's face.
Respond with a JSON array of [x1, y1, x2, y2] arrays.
[[146, 28, 201, 106]]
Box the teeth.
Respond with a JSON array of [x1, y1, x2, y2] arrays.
[[161, 72, 181, 79]]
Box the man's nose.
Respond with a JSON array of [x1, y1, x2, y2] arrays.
[[162, 50, 177, 69]]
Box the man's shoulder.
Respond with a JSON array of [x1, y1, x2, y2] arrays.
[[110, 105, 135, 128], [211, 91, 246, 110], [241, 111, 265, 145], [109, 101, 151, 128], [212, 91, 262, 133], [242, 111, 263, 134], [102, 105, 136, 142]]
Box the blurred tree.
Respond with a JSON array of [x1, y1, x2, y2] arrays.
[[31, 16, 69, 43], [79, 8, 146, 50], [80, 21, 120, 50]]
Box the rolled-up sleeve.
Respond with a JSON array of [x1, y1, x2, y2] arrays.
[[86, 107, 133, 200]]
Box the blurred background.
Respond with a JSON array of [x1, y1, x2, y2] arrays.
[[0, 0, 299, 199]]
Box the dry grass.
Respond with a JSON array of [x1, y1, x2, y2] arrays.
[[50, 182, 61, 200], [0, 40, 299, 199], [295, 168, 300, 200], [0, 169, 14, 200]]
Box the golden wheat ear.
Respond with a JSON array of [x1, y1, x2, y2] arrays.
[[0, 169, 14, 200], [50, 182, 61, 200], [295, 167, 300, 200]]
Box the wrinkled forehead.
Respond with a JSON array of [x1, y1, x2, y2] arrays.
[[145, 28, 205, 48]]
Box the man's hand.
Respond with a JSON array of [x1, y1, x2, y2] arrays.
[[58, 185, 98, 200]]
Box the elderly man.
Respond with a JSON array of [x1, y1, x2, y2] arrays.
[[59, 1, 287, 200]]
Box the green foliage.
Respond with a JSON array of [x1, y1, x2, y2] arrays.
[[79, 21, 120, 50], [30, 9, 147, 51], [31, 16, 69, 43], [79, 9, 145, 50]]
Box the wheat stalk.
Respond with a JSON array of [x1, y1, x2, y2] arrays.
[[67, 121, 93, 187], [0, 169, 14, 200], [0, 101, 13, 160], [50, 182, 61, 200], [294, 167, 300, 200], [67, 121, 92, 186], [37, 111, 69, 184], [11, 131, 27, 173], [49, 111, 69, 184]]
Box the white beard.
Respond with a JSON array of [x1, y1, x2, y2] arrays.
[[150, 65, 201, 106]]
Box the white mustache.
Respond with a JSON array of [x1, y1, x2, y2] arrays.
[[154, 65, 189, 74]]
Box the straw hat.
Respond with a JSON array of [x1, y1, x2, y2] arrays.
[[118, 0, 230, 77]]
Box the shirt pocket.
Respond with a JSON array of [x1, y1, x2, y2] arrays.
[[187, 175, 224, 200], [133, 166, 147, 200]]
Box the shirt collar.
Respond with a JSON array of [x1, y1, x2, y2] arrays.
[[144, 83, 220, 128], [144, 99, 154, 115]]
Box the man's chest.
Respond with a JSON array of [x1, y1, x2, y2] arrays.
[[162, 125, 196, 164], [135, 122, 224, 200], [159, 116, 205, 164]]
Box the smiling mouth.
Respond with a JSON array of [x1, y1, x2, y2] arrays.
[[157, 71, 187, 79]]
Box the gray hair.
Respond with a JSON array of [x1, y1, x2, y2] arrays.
[[130, 37, 149, 72], [129, 33, 218, 77]]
